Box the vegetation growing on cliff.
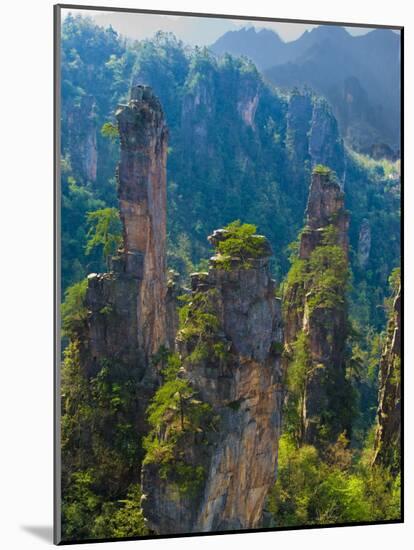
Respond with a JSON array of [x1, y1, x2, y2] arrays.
[[178, 288, 229, 365], [143, 351, 214, 497], [61, 15, 400, 333], [85, 207, 122, 267], [212, 220, 268, 270], [60, 337, 148, 540], [59, 13, 401, 539]]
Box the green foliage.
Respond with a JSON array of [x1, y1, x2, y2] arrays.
[[349, 150, 400, 181], [284, 227, 348, 315], [61, 279, 88, 336], [106, 485, 148, 537], [59, 16, 401, 536], [284, 331, 323, 445], [313, 164, 331, 175], [213, 220, 268, 270], [61, 340, 146, 540], [61, 173, 107, 291], [267, 434, 401, 527], [178, 289, 229, 365], [60, 14, 133, 290], [61, 14, 400, 333], [62, 470, 101, 540], [283, 225, 349, 322], [346, 149, 400, 330], [388, 267, 400, 293], [85, 207, 122, 266], [307, 244, 348, 313], [346, 325, 384, 446], [143, 351, 213, 497], [101, 121, 119, 140], [62, 475, 148, 540]]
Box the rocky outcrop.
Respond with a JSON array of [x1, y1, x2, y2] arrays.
[[373, 283, 401, 472], [181, 65, 215, 153], [165, 269, 181, 350], [286, 91, 313, 169], [236, 73, 260, 129], [116, 85, 168, 359], [66, 95, 98, 182], [142, 230, 283, 534], [286, 91, 345, 200], [357, 218, 371, 268], [309, 99, 345, 183], [76, 85, 169, 419], [283, 168, 351, 446]]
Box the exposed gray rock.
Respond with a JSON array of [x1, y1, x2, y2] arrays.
[[142, 232, 284, 534]]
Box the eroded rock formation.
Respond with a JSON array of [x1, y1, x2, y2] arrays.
[[72, 85, 169, 437], [66, 95, 98, 182], [286, 92, 345, 193], [373, 283, 401, 472], [142, 230, 283, 534], [283, 168, 351, 446], [357, 218, 371, 268], [116, 85, 168, 359]]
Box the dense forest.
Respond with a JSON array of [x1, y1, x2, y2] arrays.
[[59, 14, 401, 541]]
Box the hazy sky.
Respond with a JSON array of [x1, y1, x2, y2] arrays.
[[62, 8, 379, 45]]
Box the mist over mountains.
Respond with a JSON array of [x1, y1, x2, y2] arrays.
[[211, 25, 401, 153]]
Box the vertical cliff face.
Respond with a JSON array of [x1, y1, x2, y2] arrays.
[[66, 95, 98, 182], [142, 229, 283, 534], [70, 85, 169, 449], [286, 92, 345, 199], [82, 85, 168, 371], [373, 283, 401, 471], [309, 99, 345, 183], [286, 92, 313, 169], [116, 85, 168, 358], [357, 218, 371, 268], [283, 168, 351, 447]]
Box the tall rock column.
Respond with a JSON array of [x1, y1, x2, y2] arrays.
[[283, 167, 351, 447], [373, 282, 401, 472], [141, 228, 284, 534], [61, 87, 170, 508], [116, 85, 168, 358]]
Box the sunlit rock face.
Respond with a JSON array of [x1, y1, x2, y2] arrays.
[[142, 231, 284, 534], [74, 86, 170, 443], [116, 85, 169, 358], [66, 95, 98, 182]]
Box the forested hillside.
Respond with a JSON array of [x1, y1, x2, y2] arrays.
[[59, 14, 401, 541], [61, 14, 400, 329], [212, 25, 401, 154]]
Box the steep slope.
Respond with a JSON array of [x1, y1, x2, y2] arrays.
[[373, 280, 401, 472], [61, 86, 170, 540], [211, 24, 400, 153], [283, 167, 352, 447], [61, 18, 400, 340], [265, 28, 400, 153]]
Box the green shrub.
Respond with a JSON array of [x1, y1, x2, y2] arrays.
[[213, 220, 268, 270], [61, 279, 88, 336], [142, 351, 213, 497], [85, 207, 122, 267], [100, 121, 119, 141], [267, 434, 401, 528], [313, 164, 331, 175]]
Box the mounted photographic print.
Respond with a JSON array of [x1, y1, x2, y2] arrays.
[[54, 4, 403, 544]]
